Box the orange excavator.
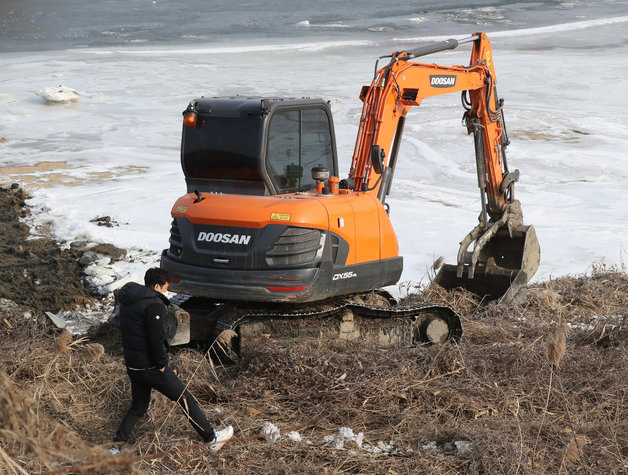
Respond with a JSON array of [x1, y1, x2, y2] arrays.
[[160, 32, 540, 350]]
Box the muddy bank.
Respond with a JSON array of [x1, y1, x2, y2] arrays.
[[0, 184, 125, 312]]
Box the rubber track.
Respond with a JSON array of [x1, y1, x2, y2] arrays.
[[211, 297, 463, 343]]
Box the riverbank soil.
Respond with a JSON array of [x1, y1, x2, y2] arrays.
[[0, 184, 96, 311]]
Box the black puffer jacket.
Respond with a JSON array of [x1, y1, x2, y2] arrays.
[[117, 282, 170, 369]]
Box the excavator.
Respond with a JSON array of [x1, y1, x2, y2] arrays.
[[160, 32, 540, 352]]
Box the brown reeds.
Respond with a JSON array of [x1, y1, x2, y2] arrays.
[[546, 323, 568, 367], [560, 434, 590, 471], [81, 343, 105, 362], [0, 269, 627, 474], [54, 330, 73, 354]]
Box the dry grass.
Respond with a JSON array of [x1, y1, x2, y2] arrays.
[[0, 270, 626, 474], [546, 323, 568, 367]]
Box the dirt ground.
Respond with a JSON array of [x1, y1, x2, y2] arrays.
[[0, 184, 98, 311], [0, 184, 626, 474]]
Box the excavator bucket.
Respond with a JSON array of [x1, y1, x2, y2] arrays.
[[434, 224, 540, 304]]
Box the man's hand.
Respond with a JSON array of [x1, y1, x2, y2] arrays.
[[159, 367, 165, 372]]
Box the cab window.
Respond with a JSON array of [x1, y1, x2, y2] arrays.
[[266, 108, 334, 194]]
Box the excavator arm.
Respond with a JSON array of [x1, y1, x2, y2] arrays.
[[348, 32, 540, 303]]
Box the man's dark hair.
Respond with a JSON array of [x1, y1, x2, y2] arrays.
[[144, 268, 170, 288]]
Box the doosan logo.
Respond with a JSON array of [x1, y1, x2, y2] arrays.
[[197, 232, 251, 245], [430, 75, 457, 88]]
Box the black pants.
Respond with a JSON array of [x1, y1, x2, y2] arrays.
[[114, 366, 215, 442]]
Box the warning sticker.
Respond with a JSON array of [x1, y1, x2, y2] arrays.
[[271, 212, 291, 221], [176, 206, 188, 214]]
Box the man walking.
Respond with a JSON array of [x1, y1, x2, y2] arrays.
[[113, 267, 233, 450]]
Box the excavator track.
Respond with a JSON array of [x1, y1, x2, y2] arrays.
[[172, 292, 463, 358]]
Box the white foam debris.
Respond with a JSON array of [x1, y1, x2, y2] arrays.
[[36, 85, 80, 103], [567, 322, 596, 331], [422, 440, 438, 451], [454, 440, 475, 458], [261, 422, 281, 443], [363, 439, 394, 455], [330, 436, 344, 449], [45, 311, 67, 329], [44, 299, 113, 335], [0, 298, 18, 307], [284, 431, 302, 442], [257, 423, 477, 459], [326, 427, 365, 450]]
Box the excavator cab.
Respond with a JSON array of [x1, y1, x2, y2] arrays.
[[180, 97, 338, 197]]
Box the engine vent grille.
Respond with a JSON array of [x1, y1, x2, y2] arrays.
[[168, 219, 182, 257], [331, 235, 340, 263], [266, 227, 323, 266]]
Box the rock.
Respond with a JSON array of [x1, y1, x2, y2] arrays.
[[70, 241, 91, 252], [78, 242, 127, 266], [79, 251, 100, 266], [441, 442, 456, 455], [89, 216, 116, 227], [90, 243, 127, 263]]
